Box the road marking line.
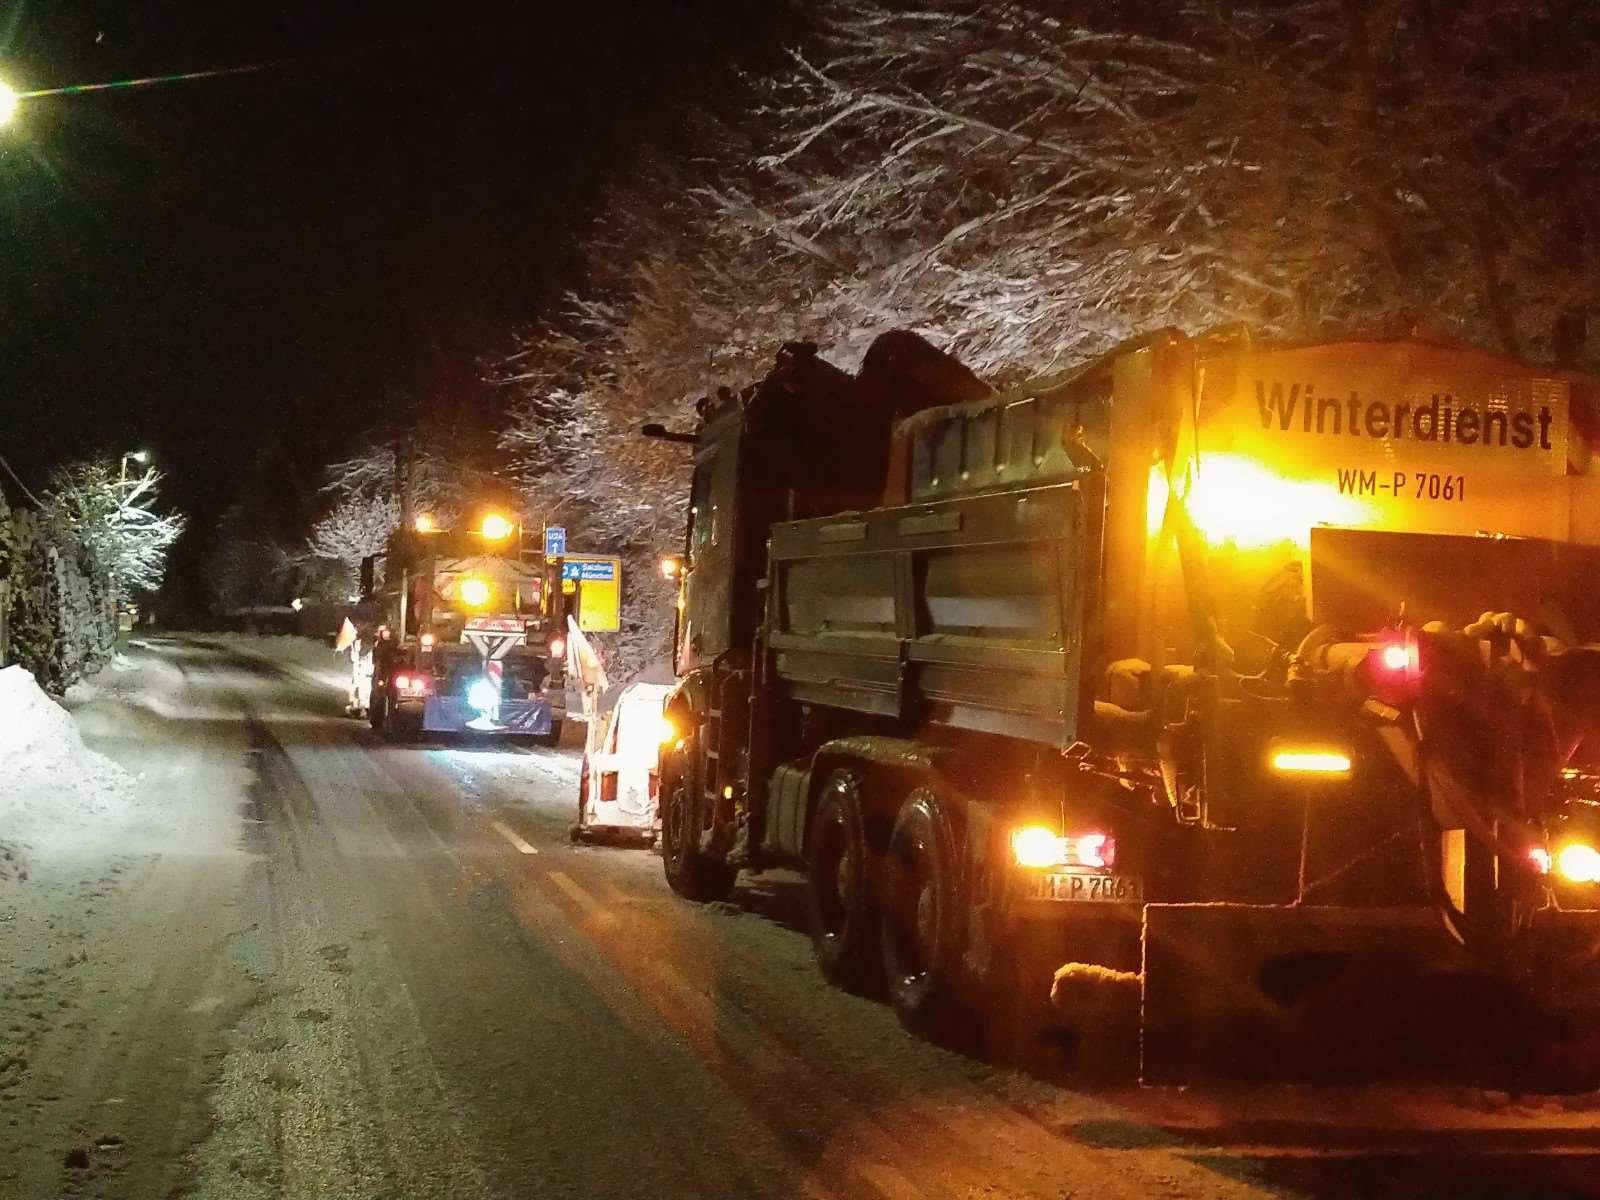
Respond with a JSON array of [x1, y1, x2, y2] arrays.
[[548, 870, 607, 919], [489, 819, 539, 855], [857, 1162, 927, 1200]]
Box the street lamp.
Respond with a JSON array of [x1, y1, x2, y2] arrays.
[[119, 450, 150, 490]]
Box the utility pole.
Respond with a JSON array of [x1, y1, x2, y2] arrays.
[[396, 437, 413, 640]]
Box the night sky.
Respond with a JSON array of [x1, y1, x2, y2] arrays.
[[0, 1, 777, 607]]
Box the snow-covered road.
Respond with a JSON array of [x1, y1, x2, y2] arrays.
[[4, 635, 1600, 1199]]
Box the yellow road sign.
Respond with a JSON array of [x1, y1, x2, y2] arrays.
[[560, 554, 622, 633]]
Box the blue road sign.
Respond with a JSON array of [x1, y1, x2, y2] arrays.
[[561, 560, 616, 582], [544, 526, 567, 557]]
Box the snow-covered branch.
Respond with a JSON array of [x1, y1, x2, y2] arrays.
[[42, 461, 186, 598]]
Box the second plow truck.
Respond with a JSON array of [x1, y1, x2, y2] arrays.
[[648, 328, 1600, 1082], [365, 506, 566, 745]]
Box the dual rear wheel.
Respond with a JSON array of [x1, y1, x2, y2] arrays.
[[806, 775, 967, 1037]]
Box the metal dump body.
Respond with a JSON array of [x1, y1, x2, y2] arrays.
[[767, 482, 1087, 749]]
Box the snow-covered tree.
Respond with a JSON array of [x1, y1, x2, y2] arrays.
[[306, 442, 487, 581], [42, 460, 186, 600], [497, 0, 1600, 678], [202, 504, 295, 614], [306, 490, 399, 573], [731, 0, 1600, 371]]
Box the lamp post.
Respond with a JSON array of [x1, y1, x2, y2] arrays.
[[118, 450, 150, 492]]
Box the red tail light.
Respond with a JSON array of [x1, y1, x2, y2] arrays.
[[1377, 643, 1411, 673], [1367, 629, 1422, 701]]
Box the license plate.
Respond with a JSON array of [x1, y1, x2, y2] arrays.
[[1032, 871, 1143, 903]]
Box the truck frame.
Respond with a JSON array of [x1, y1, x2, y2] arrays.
[[653, 328, 1600, 1080]]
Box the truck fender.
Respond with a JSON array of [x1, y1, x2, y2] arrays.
[[662, 672, 712, 729], [807, 736, 950, 853]]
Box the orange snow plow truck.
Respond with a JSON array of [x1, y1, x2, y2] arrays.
[[648, 328, 1600, 1083]]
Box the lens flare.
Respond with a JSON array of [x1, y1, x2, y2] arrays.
[[0, 81, 18, 127]]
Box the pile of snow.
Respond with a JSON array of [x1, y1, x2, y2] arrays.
[[0, 665, 137, 879]]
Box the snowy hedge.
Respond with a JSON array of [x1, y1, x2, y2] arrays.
[[0, 491, 116, 695]]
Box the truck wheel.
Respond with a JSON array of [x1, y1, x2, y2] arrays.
[[382, 700, 417, 744], [661, 728, 736, 902], [881, 786, 967, 1041], [807, 770, 878, 992]]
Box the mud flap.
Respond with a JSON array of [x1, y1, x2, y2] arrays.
[[1140, 904, 1469, 1083]]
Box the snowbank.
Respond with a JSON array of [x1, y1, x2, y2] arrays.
[[0, 664, 137, 879]]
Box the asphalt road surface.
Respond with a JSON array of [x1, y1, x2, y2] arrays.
[[4, 636, 1600, 1199]]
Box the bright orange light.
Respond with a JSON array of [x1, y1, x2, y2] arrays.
[[1011, 825, 1067, 869], [660, 555, 682, 580], [458, 578, 492, 608], [1009, 826, 1114, 869], [1269, 748, 1353, 777], [1183, 453, 1371, 549], [414, 513, 439, 533], [1556, 843, 1600, 884], [480, 513, 515, 540], [658, 713, 677, 745]]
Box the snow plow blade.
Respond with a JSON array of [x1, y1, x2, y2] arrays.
[[1140, 904, 1475, 1084]]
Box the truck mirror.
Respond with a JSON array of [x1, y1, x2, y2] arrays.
[[359, 555, 375, 598]]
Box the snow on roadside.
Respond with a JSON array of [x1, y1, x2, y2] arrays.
[[0, 664, 138, 880]]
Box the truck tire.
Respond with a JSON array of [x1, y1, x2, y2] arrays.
[[881, 786, 967, 1041], [381, 698, 418, 744], [661, 728, 737, 902], [807, 770, 878, 992]]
